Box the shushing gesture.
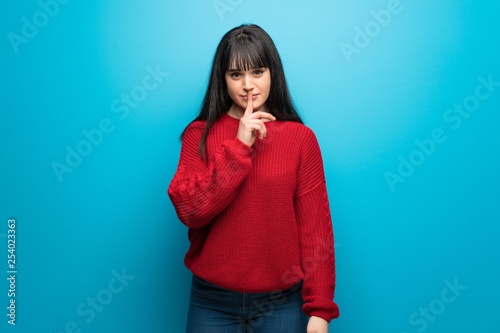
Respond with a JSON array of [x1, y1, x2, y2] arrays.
[[237, 91, 276, 147]]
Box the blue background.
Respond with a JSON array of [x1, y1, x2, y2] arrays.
[[1, 0, 499, 332]]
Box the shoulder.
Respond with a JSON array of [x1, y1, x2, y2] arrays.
[[185, 120, 205, 132], [280, 121, 318, 145], [180, 120, 206, 150], [183, 120, 205, 137], [280, 122, 325, 162], [281, 121, 314, 134]]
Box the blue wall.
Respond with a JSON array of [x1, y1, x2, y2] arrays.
[[1, 1, 499, 332]]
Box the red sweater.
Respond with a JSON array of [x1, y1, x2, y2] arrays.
[[168, 112, 339, 321]]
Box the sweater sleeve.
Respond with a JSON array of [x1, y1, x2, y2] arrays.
[[294, 128, 340, 322], [167, 122, 253, 229]]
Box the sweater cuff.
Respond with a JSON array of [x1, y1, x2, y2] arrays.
[[303, 296, 340, 322], [216, 137, 253, 170], [231, 137, 252, 154]]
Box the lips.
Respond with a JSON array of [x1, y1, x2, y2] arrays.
[[241, 94, 259, 101]]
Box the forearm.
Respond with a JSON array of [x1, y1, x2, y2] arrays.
[[168, 137, 252, 228], [295, 184, 339, 321]]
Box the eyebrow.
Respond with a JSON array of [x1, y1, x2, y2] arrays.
[[227, 67, 265, 72]]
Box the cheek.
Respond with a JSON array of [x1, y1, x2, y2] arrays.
[[262, 74, 271, 96], [226, 82, 243, 104], [226, 81, 239, 96], [261, 82, 271, 99]]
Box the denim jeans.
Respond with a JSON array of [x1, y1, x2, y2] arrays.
[[186, 275, 308, 333]]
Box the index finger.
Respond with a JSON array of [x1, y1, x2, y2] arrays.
[[244, 91, 253, 116]]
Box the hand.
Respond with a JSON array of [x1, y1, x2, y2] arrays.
[[307, 316, 329, 333], [236, 91, 275, 147]]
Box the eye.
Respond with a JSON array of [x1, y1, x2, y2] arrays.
[[230, 72, 242, 79], [253, 69, 264, 75]]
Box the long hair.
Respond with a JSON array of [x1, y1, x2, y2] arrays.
[[181, 24, 303, 158]]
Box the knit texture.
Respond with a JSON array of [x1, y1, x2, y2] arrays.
[[168, 113, 339, 321]]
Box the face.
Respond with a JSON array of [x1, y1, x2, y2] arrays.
[[225, 66, 271, 113]]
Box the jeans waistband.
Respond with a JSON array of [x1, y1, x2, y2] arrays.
[[192, 275, 303, 296]]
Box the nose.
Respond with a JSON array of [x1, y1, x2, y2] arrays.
[[243, 74, 254, 91]]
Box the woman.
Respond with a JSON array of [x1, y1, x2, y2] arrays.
[[168, 24, 339, 333]]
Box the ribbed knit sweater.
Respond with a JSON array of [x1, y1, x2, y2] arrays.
[[168, 112, 339, 322]]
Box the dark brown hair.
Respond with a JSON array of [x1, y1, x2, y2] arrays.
[[182, 24, 302, 158]]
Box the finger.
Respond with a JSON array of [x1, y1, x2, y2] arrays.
[[248, 122, 262, 133], [247, 120, 267, 140], [258, 121, 266, 140], [244, 90, 254, 116], [249, 111, 276, 121], [246, 119, 266, 140]]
